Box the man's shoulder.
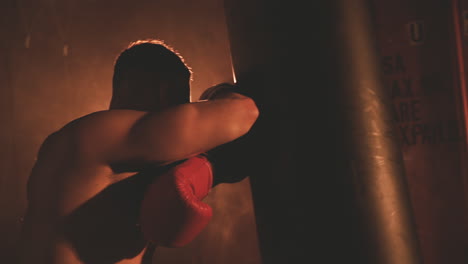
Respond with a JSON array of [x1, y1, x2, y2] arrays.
[[53, 109, 146, 137], [50, 109, 147, 156]]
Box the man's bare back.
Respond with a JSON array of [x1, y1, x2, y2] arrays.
[[20, 111, 158, 264], [19, 95, 258, 264]]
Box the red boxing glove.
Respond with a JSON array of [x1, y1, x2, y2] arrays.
[[139, 155, 213, 247]]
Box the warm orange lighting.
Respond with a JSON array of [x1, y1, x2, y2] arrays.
[[231, 63, 237, 84]]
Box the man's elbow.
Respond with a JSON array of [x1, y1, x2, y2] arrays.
[[246, 97, 260, 124], [238, 97, 259, 135]]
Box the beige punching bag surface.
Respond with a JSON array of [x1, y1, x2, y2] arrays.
[[371, 0, 468, 263]]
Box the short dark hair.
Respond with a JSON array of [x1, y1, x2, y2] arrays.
[[112, 39, 192, 94]]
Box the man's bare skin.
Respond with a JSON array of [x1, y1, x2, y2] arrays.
[[18, 41, 259, 264]]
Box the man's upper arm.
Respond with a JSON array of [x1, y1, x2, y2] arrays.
[[80, 98, 258, 168]]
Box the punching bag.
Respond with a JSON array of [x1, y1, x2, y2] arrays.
[[224, 0, 422, 263], [371, 0, 468, 263]]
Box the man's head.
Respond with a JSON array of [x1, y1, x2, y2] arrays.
[[110, 39, 192, 111]]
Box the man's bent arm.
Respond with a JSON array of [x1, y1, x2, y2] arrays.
[[75, 94, 258, 168]]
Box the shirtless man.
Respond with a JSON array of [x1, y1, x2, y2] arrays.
[[18, 39, 259, 264]]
